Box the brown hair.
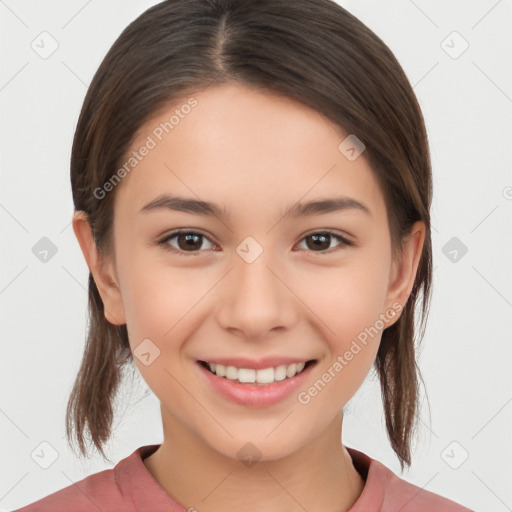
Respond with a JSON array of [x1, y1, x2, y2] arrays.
[[67, 0, 433, 470]]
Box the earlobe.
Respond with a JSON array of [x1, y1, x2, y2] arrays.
[[72, 211, 126, 326], [384, 221, 426, 321]]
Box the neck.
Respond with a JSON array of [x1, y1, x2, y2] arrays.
[[143, 410, 365, 512]]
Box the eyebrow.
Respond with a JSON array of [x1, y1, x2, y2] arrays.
[[139, 194, 371, 221]]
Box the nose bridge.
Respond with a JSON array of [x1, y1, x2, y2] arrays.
[[235, 238, 285, 310], [216, 237, 297, 338]]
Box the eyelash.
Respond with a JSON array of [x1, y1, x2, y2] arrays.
[[156, 229, 353, 256]]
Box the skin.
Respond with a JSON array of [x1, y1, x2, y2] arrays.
[[73, 82, 425, 512]]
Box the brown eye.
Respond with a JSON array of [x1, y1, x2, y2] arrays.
[[158, 231, 216, 253], [296, 231, 352, 253], [157, 229, 352, 256]]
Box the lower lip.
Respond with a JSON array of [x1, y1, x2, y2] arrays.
[[196, 361, 316, 407]]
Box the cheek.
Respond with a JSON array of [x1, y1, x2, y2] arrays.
[[293, 254, 389, 396], [118, 247, 198, 338], [296, 272, 384, 415], [296, 255, 390, 340], [118, 257, 211, 381], [119, 264, 200, 403]]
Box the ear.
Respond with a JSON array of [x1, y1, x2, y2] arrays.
[[72, 210, 126, 326], [383, 220, 426, 323]]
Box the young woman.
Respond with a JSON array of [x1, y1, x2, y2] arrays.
[[15, 0, 474, 510]]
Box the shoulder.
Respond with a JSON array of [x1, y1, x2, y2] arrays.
[[10, 445, 161, 512], [12, 465, 123, 512], [379, 467, 474, 511], [347, 447, 474, 512]]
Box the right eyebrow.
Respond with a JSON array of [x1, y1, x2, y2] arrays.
[[139, 194, 371, 222]]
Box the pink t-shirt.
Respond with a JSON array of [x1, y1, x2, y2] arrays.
[[13, 444, 474, 511]]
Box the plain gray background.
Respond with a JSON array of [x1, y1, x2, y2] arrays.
[[1, 1, 511, 511]]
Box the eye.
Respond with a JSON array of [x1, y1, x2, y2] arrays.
[[295, 230, 353, 254], [157, 229, 353, 255], [157, 230, 217, 254]]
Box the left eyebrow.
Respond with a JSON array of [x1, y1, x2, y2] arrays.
[[280, 196, 371, 219], [139, 194, 371, 221]]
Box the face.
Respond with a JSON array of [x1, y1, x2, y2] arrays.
[[74, 82, 424, 462]]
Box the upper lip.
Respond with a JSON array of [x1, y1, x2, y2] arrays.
[[199, 357, 316, 370]]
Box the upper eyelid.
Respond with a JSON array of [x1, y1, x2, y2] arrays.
[[158, 228, 353, 250], [159, 229, 215, 244]]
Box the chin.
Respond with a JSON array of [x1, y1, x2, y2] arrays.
[[205, 430, 308, 465]]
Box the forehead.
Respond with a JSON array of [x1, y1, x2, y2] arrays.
[[114, 83, 386, 223]]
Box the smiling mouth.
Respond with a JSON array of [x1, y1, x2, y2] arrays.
[[198, 359, 317, 386]]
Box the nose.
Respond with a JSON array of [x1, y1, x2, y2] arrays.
[[215, 253, 299, 340]]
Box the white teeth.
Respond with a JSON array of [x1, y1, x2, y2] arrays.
[[286, 363, 297, 378], [226, 365, 238, 380], [205, 361, 310, 384], [253, 367, 274, 384], [274, 365, 287, 381], [238, 368, 256, 383]]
